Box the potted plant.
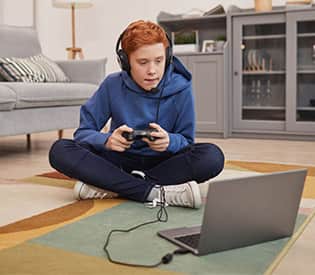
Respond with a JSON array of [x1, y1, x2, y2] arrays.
[[172, 30, 199, 53]]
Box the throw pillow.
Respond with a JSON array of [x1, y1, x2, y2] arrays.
[[0, 54, 69, 83], [0, 73, 6, 82]]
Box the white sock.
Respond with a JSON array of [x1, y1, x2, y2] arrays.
[[146, 186, 160, 201]]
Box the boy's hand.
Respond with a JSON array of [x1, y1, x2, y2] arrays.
[[143, 123, 169, 152], [105, 125, 133, 152]]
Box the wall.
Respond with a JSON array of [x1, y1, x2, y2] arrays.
[[0, 0, 34, 26], [2, 0, 286, 73], [36, 0, 220, 72], [0, 0, 2, 24]]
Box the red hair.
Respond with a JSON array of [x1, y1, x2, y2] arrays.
[[121, 20, 169, 56]]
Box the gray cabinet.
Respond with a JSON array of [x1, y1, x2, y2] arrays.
[[158, 14, 228, 137], [158, 7, 315, 139], [177, 53, 225, 136], [232, 13, 287, 133], [286, 10, 315, 133], [231, 9, 315, 136]]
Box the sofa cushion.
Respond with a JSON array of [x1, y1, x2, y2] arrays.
[[0, 85, 16, 111], [0, 74, 6, 81], [0, 25, 41, 58], [0, 54, 69, 83], [1, 82, 97, 109]]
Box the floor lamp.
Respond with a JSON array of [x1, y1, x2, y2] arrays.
[[52, 0, 93, 60], [52, 0, 92, 140]]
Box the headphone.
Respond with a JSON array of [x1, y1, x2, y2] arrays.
[[115, 30, 173, 73]]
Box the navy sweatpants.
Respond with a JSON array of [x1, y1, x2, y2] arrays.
[[49, 139, 225, 202]]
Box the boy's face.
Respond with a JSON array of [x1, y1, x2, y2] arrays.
[[129, 43, 166, 91]]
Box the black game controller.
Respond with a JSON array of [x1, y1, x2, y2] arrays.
[[122, 128, 158, 142]]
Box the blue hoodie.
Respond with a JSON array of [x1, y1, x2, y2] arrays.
[[74, 56, 195, 156]]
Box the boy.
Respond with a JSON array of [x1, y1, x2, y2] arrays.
[[49, 20, 224, 209]]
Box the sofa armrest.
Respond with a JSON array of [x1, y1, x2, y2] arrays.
[[56, 58, 107, 85]]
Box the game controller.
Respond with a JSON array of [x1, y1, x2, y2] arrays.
[[122, 128, 158, 142]]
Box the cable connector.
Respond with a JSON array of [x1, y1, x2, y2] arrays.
[[145, 198, 168, 208], [161, 248, 190, 265], [174, 248, 190, 255], [161, 253, 173, 264]]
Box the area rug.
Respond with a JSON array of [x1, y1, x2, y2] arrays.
[[0, 161, 315, 275]]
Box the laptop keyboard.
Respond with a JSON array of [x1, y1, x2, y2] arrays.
[[175, 233, 200, 249]]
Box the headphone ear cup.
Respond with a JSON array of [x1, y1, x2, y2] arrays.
[[165, 46, 173, 69], [165, 32, 173, 69], [117, 49, 130, 72]]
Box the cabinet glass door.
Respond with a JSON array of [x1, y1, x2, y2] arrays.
[[242, 23, 286, 121], [296, 20, 315, 122], [233, 14, 286, 131], [287, 11, 315, 132]]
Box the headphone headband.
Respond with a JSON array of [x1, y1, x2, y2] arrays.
[[116, 30, 173, 73]]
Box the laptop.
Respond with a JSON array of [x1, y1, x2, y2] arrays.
[[158, 169, 307, 255]]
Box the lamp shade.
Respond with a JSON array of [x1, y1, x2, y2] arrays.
[[52, 0, 93, 9]]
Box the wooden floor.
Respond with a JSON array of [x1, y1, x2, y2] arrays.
[[0, 129, 314, 179], [0, 130, 315, 274]]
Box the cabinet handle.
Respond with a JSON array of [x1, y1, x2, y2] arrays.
[[234, 71, 238, 76]]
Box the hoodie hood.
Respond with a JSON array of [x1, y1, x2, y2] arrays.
[[121, 56, 191, 98]]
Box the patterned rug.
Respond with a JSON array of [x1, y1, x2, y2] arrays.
[[0, 161, 315, 275]]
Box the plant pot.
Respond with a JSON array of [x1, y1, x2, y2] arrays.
[[173, 44, 199, 53]]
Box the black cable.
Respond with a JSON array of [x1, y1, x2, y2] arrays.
[[155, 85, 165, 123], [103, 187, 190, 267]]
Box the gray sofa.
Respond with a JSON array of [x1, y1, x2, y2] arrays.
[[0, 25, 106, 146]]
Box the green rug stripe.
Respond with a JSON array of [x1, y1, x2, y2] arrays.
[[30, 201, 307, 275]]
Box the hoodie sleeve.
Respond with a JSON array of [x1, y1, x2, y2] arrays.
[[167, 85, 195, 153], [73, 79, 112, 151]]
